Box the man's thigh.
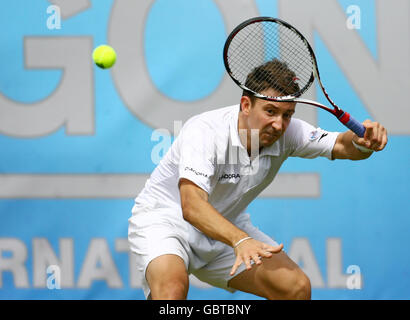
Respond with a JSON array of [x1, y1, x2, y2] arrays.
[[191, 215, 280, 293], [128, 204, 190, 298]]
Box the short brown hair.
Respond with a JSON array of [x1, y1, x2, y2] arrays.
[[242, 59, 300, 103]]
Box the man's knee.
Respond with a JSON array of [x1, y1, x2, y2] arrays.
[[289, 273, 311, 300], [146, 254, 189, 300], [265, 271, 311, 300]]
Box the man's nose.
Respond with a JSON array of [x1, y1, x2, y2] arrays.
[[271, 115, 283, 131]]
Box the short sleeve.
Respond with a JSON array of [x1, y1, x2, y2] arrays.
[[286, 118, 340, 160], [177, 120, 217, 194]]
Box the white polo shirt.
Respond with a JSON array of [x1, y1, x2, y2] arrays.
[[134, 104, 339, 223]]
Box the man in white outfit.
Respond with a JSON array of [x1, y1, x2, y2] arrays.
[[128, 63, 387, 300]]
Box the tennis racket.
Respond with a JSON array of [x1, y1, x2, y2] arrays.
[[223, 16, 366, 137]]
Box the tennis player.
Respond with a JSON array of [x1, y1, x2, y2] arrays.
[[128, 61, 388, 300]]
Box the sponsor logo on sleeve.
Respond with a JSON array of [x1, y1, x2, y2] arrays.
[[184, 167, 208, 178], [318, 133, 328, 142], [309, 130, 328, 142], [309, 130, 320, 141]]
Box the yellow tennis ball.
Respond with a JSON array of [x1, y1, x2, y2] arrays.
[[93, 45, 117, 69]]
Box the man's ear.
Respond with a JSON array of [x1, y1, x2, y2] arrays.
[[240, 96, 252, 115]]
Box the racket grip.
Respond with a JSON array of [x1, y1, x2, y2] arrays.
[[338, 112, 365, 137]]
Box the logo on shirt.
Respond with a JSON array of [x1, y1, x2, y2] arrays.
[[184, 167, 208, 178], [309, 130, 328, 142], [318, 133, 328, 142], [218, 173, 241, 181], [309, 130, 320, 141]]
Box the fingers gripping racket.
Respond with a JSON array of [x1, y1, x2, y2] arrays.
[[223, 16, 366, 137]]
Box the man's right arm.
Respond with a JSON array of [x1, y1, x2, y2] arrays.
[[179, 178, 248, 247]]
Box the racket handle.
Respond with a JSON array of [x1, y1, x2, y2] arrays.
[[338, 112, 365, 137]]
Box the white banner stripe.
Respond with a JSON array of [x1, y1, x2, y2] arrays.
[[0, 173, 319, 198]]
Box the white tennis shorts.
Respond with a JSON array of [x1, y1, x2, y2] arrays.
[[128, 201, 278, 298]]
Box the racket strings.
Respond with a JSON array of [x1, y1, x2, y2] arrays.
[[266, 23, 313, 77], [228, 24, 267, 80], [263, 24, 313, 89], [276, 31, 312, 73], [227, 20, 314, 98]]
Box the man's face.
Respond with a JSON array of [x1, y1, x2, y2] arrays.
[[240, 89, 296, 148]]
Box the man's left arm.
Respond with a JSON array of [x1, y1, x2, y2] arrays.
[[332, 120, 388, 160]]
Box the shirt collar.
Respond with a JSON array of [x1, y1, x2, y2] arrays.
[[229, 105, 281, 157]]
